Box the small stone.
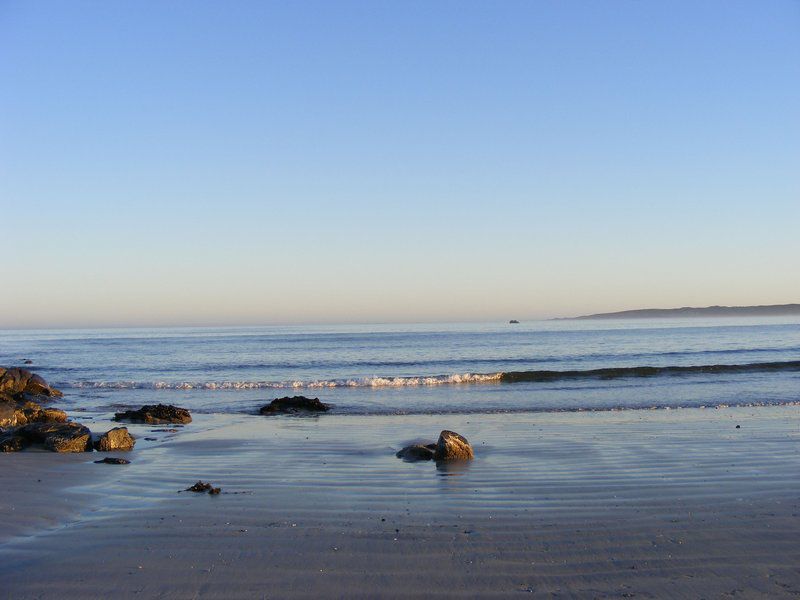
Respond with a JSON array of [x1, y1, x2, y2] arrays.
[[95, 457, 130, 465]]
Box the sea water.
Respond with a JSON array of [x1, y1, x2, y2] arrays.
[[1, 317, 799, 416]]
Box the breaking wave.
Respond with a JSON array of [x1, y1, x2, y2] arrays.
[[60, 360, 800, 391]]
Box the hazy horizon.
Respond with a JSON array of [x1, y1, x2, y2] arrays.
[[2, 1, 798, 329]]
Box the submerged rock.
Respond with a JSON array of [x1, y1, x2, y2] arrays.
[[259, 396, 330, 415], [396, 444, 436, 462], [114, 404, 192, 424], [94, 427, 135, 451], [434, 430, 474, 461], [95, 457, 130, 465]]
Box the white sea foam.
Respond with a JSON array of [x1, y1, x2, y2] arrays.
[[64, 372, 504, 390]]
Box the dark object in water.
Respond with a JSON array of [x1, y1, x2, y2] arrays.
[[114, 404, 192, 424], [95, 457, 130, 465], [736, 425, 741, 429], [509, 320, 519, 324], [259, 396, 331, 415], [23, 359, 33, 365], [499, 360, 800, 383], [397, 431, 474, 462], [185, 481, 221, 495], [396, 444, 436, 461], [186, 481, 213, 492]]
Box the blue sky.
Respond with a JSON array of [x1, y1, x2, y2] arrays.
[[1, 1, 798, 327]]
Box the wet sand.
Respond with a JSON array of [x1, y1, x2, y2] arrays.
[[1, 406, 799, 598]]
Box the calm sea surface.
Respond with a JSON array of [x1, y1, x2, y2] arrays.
[[1, 318, 799, 416]]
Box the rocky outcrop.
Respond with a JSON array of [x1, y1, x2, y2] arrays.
[[94, 427, 135, 451], [114, 404, 192, 424], [397, 430, 474, 463], [17, 422, 93, 453], [0, 400, 67, 428], [0, 368, 66, 428], [0, 367, 62, 400], [259, 396, 330, 415]]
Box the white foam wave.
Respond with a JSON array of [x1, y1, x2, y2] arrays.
[[64, 372, 504, 390]]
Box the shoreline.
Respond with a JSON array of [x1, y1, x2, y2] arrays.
[[2, 404, 799, 597]]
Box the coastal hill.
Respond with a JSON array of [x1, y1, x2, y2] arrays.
[[565, 303, 800, 320]]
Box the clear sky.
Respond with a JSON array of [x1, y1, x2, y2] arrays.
[[1, 1, 798, 328]]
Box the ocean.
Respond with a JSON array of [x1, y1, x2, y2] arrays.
[[1, 317, 799, 417]]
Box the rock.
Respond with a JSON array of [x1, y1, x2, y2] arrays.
[[259, 396, 330, 415], [0, 399, 68, 428], [0, 367, 62, 398], [23, 359, 33, 365], [114, 404, 192, 424], [0, 431, 28, 452], [0, 404, 16, 428], [95, 457, 130, 465], [18, 422, 93, 453], [186, 481, 213, 492], [396, 444, 436, 461], [509, 319, 520, 324], [209, 487, 221, 495], [94, 427, 135, 451], [434, 430, 474, 461], [44, 425, 93, 453]]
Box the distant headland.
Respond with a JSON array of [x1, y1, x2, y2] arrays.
[[561, 303, 800, 320]]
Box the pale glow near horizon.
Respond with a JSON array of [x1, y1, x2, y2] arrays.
[[1, 1, 798, 328]]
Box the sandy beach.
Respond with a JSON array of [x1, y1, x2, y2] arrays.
[[2, 406, 799, 598]]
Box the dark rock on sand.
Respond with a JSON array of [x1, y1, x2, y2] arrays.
[[114, 404, 192, 424], [94, 427, 135, 451], [259, 396, 330, 415], [18, 422, 93, 453], [434, 430, 474, 461], [95, 457, 130, 465], [396, 443, 437, 462], [0, 431, 28, 452]]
